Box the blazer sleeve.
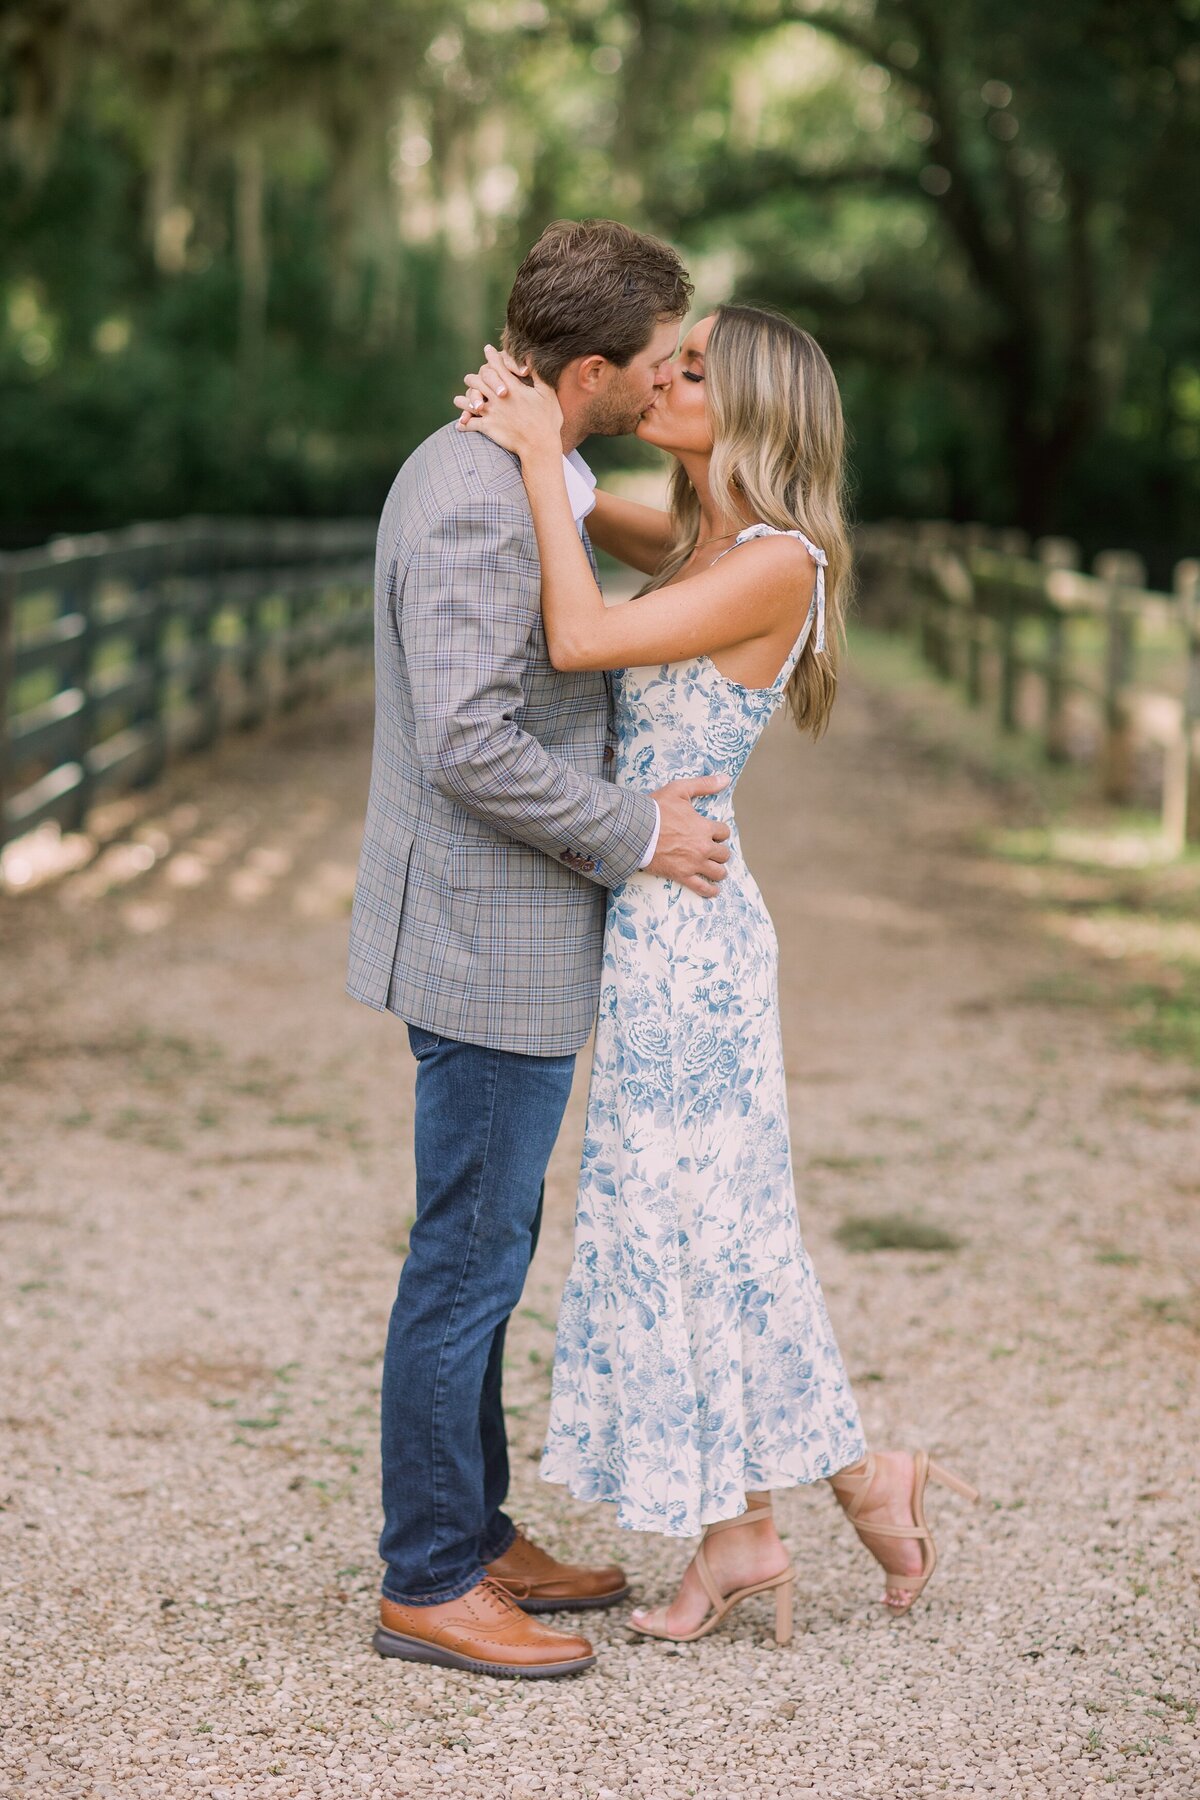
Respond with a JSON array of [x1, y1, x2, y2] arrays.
[[398, 495, 657, 888]]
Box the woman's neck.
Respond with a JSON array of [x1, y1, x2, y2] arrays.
[[676, 448, 755, 544]]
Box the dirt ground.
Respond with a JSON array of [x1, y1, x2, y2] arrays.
[[1, 660, 1196, 1800]]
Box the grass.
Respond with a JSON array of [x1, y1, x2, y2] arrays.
[[1140, 1294, 1199, 1330], [846, 623, 1099, 813], [1125, 975, 1200, 1062], [1021, 967, 1200, 1067], [808, 1152, 886, 1174], [849, 621, 1200, 1070], [833, 1211, 963, 1254]]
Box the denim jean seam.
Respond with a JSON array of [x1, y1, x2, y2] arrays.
[[422, 1042, 503, 1596]]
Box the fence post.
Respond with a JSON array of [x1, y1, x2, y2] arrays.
[[1036, 538, 1079, 763], [139, 539, 168, 786], [55, 555, 98, 832], [0, 555, 13, 851], [959, 526, 991, 707], [994, 528, 1030, 559], [914, 523, 950, 675], [238, 522, 267, 731], [190, 537, 220, 751], [1163, 559, 1200, 849], [997, 582, 1020, 734], [1095, 549, 1144, 804]]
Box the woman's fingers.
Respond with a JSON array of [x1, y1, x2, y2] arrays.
[[483, 344, 510, 389], [458, 366, 504, 416], [465, 367, 506, 399], [453, 343, 561, 438]]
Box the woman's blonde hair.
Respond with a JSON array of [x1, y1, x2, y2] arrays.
[[644, 303, 853, 738]]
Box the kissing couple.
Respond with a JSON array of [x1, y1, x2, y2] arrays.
[[347, 218, 977, 1678]]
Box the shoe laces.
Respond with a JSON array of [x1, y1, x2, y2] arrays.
[[479, 1573, 531, 1608]]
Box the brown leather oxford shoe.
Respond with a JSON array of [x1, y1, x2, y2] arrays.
[[374, 1577, 595, 1678], [486, 1529, 630, 1613]]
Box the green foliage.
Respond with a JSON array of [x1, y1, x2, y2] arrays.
[[2, 2, 1198, 554]]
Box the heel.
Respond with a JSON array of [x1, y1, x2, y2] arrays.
[[774, 1575, 794, 1647], [928, 1459, 980, 1504]]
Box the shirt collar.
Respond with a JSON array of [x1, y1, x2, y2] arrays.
[[562, 448, 597, 526]]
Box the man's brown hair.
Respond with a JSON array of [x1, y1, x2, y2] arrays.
[[504, 218, 693, 385]]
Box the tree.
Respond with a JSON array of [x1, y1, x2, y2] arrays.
[[654, 0, 1200, 540]]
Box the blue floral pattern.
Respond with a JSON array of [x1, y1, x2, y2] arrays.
[[541, 526, 867, 1536]]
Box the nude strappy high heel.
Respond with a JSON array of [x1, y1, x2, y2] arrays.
[[830, 1449, 980, 1612], [627, 1502, 796, 1646]]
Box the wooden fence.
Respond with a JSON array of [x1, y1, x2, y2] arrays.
[[855, 522, 1200, 851], [5, 511, 1197, 861], [0, 516, 375, 853]]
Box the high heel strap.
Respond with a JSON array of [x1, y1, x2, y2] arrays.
[[829, 1452, 877, 1521], [703, 1504, 773, 1538], [692, 1544, 725, 1614], [694, 1503, 772, 1612], [832, 1451, 980, 1514], [928, 1459, 981, 1503]]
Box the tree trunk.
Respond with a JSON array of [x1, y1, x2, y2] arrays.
[[235, 139, 267, 368]]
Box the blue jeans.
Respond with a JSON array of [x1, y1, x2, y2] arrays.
[[379, 1026, 576, 1605]]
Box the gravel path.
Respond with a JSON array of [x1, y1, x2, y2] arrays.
[[1, 665, 1196, 1800]]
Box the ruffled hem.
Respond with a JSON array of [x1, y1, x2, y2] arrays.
[[539, 1436, 869, 1539]]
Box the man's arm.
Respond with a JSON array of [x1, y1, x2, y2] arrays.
[[399, 497, 657, 888]]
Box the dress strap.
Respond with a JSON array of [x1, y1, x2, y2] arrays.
[[715, 523, 828, 656]]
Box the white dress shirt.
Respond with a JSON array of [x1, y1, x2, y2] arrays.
[[562, 450, 661, 870]]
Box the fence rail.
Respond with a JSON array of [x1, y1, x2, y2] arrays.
[[6, 512, 1198, 862], [0, 516, 375, 853], [855, 522, 1200, 851]]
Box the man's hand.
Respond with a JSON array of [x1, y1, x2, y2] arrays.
[[647, 775, 732, 898]]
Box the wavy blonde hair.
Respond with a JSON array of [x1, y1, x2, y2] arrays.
[[643, 303, 853, 738]]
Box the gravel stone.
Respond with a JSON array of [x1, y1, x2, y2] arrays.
[[0, 676, 1197, 1800]]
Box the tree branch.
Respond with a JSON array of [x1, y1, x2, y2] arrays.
[[663, 150, 921, 230]]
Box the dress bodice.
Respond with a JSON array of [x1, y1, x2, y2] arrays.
[[611, 524, 827, 819]]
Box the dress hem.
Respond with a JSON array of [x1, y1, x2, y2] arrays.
[[539, 1438, 869, 1539]]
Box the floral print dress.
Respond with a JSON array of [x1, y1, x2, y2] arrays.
[[540, 525, 867, 1536]]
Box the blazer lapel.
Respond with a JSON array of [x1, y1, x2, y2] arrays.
[[581, 525, 619, 724], [582, 524, 601, 589]]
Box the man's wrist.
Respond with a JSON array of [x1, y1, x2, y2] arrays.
[[638, 802, 662, 869]]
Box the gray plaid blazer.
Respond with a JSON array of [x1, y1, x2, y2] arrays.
[[346, 422, 657, 1055]]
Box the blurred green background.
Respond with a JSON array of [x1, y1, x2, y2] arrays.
[[2, 0, 1198, 573]]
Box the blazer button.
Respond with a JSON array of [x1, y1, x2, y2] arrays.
[[603, 746, 615, 763]]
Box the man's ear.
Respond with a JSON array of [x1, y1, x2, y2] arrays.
[[574, 354, 608, 393]]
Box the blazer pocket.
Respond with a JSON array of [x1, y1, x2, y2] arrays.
[[447, 841, 565, 892]]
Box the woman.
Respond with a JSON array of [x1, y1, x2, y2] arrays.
[[455, 304, 977, 1643]]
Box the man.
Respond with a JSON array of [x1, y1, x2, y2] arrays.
[[347, 219, 730, 1678]]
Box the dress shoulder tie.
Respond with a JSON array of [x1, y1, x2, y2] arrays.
[[721, 524, 828, 656]]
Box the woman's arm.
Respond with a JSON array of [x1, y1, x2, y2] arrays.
[[520, 448, 810, 671], [585, 489, 673, 575], [456, 353, 813, 673]]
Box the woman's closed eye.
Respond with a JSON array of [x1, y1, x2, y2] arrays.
[[681, 370, 703, 384]]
